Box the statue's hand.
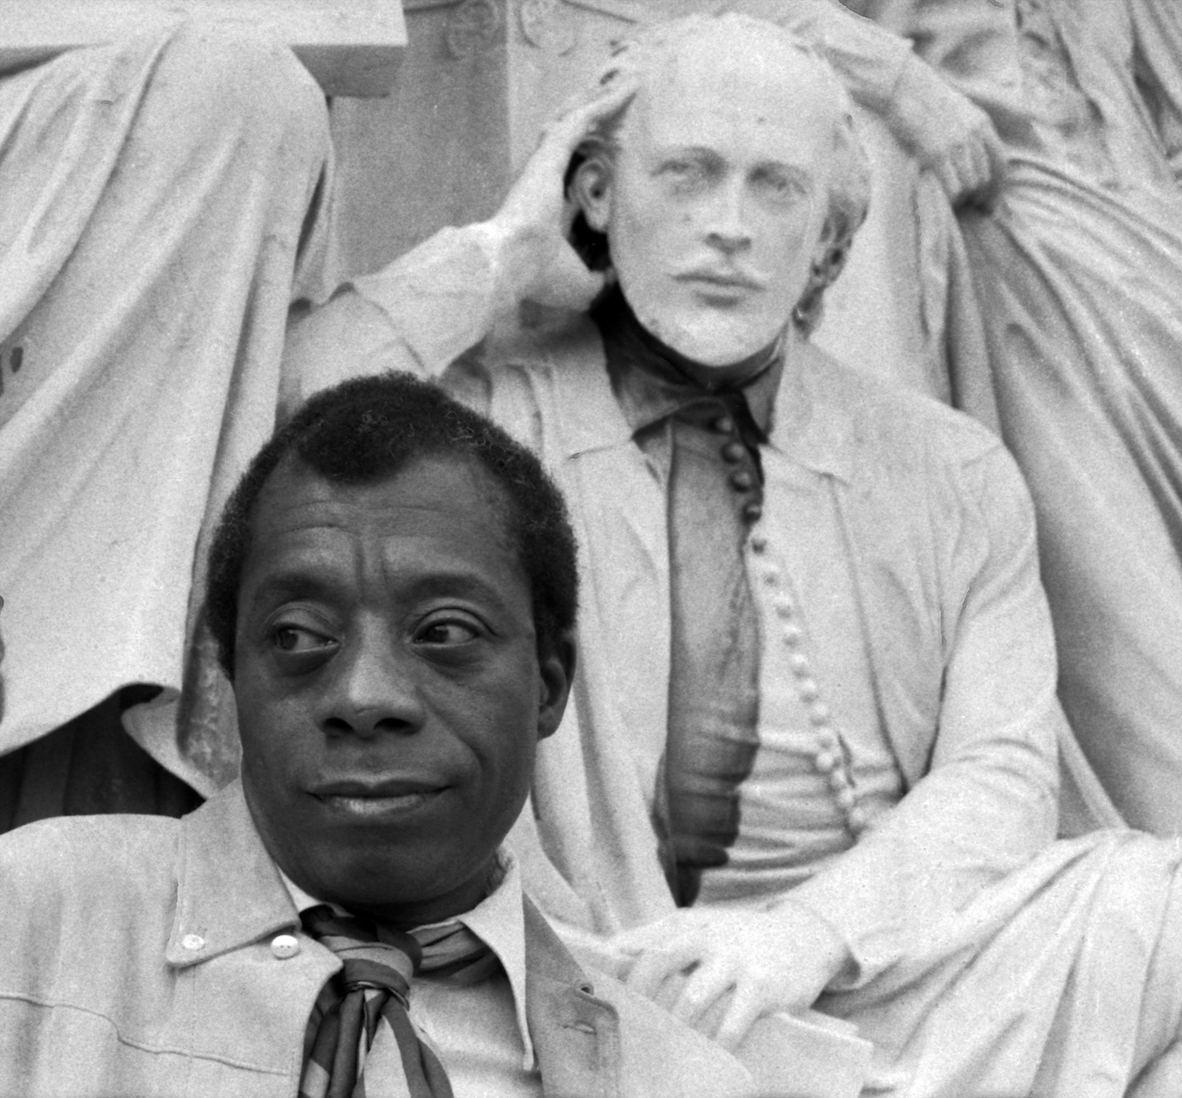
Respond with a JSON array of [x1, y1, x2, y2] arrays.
[[888, 59, 1006, 209], [480, 76, 637, 313], [611, 903, 852, 1051]]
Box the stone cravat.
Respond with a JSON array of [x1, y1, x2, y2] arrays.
[[592, 287, 773, 908], [661, 394, 764, 907], [300, 906, 499, 1098]]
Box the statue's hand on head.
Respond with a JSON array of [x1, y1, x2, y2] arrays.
[[611, 902, 854, 1052], [480, 76, 637, 314], [886, 58, 1007, 210]]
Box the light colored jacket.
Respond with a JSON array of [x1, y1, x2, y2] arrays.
[[0, 781, 770, 1098], [477, 317, 1070, 985]]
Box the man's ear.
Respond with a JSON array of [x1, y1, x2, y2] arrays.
[[571, 155, 613, 234], [536, 631, 576, 742]]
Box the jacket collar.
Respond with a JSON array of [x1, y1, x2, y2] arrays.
[[166, 780, 300, 968], [164, 782, 605, 995], [768, 339, 854, 483], [523, 897, 622, 1098], [541, 314, 853, 482], [166, 784, 623, 1095]]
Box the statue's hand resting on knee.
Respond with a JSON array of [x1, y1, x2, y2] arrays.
[[612, 903, 854, 1051]]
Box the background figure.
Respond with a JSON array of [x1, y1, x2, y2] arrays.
[[865, 0, 1182, 834], [0, 23, 336, 824]]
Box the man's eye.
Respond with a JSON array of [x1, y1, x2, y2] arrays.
[[273, 625, 335, 653], [414, 620, 480, 646]]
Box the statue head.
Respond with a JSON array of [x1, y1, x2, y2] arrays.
[[569, 13, 870, 366]]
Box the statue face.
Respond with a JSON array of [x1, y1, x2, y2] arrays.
[[588, 28, 841, 369]]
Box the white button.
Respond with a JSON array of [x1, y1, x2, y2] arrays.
[[750, 536, 767, 554], [835, 787, 857, 811], [181, 933, 205, 951], [271, 934, 300, 960], [798, 678, 820, 703], [775, 601, 796, 623]]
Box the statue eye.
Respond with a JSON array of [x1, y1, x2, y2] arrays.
[[755, 167, 809, 204], [659, 157, 712, 190]]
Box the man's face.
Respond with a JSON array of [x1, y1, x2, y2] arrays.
[[232, 455, 571, 925], [589, 28, 840, 369]]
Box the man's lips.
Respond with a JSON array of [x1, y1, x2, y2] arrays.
[[309, 778, 448, 819]]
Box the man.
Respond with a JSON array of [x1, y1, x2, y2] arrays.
[[0, 371, 825, 1097], [285, 12, 1182, 1095]]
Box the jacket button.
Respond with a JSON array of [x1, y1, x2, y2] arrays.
[[181, 933, 205, 951], [271, 934, 301, 959]]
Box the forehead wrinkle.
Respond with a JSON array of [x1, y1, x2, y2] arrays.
[[248, 556, 523, 628], [244, 463, 530, 622]]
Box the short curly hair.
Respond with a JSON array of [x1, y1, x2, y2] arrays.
[[205, 372, 579, 678], [566, 12, 871, 337]]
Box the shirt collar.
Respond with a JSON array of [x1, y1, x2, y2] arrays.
[[279, 850, 536, 1071], [592, 286, 785, 439]]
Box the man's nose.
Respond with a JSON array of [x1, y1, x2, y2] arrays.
[[318, 624, 426, 738], [703, 178, 752, 254]]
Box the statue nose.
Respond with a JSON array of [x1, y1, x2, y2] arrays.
[[703, 180, 752, 253]]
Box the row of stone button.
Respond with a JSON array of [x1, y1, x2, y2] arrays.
[[750, 534, 868, 837], [714, 414, 763, 521]]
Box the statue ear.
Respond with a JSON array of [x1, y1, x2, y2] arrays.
[[811, 211, 841, 269], [571, 155, 612, 233]]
